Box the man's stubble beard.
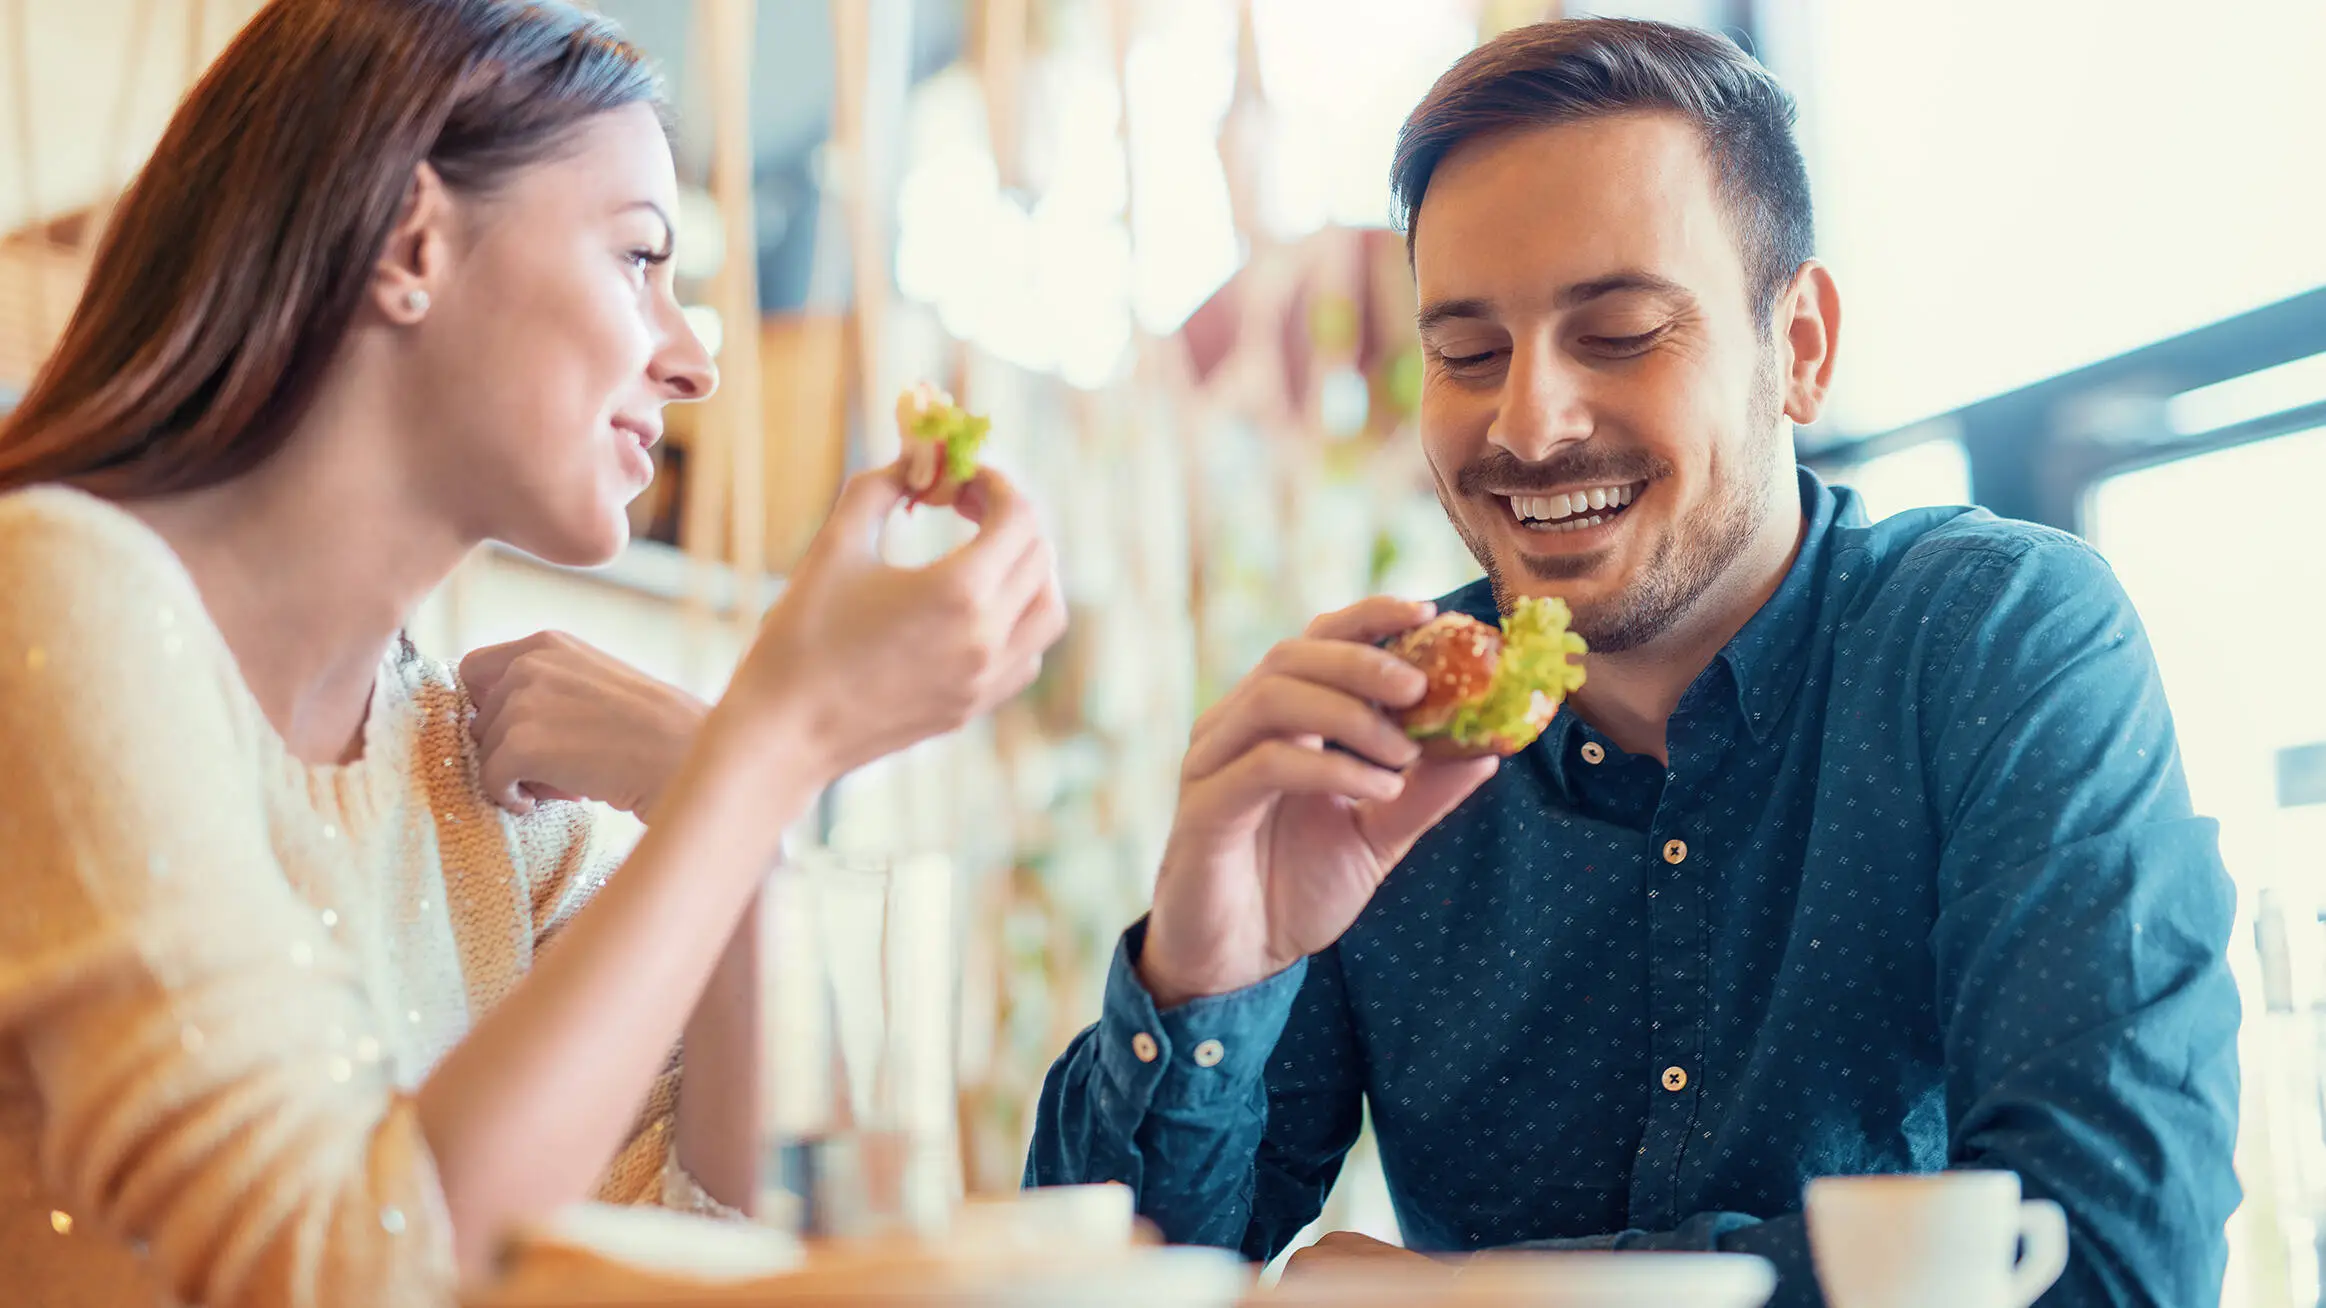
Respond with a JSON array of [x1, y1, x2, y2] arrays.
[[1443, 349, 1787, 655]]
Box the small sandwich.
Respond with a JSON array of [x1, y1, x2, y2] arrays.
[[896, 382, 991, 508], [1386, 596, 1589, 758]]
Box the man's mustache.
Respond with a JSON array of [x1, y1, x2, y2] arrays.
[[1455, 446, 1672, 497]]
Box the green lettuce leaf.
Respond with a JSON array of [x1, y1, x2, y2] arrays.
[[1442, 595, 1589, 750], [907, 401, 992, 485]]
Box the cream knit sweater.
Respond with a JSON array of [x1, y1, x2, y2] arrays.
[[0, 486, 701, 1308]]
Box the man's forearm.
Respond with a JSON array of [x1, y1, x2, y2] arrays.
[[1022, 1023, 1274, 1249], [1023, 924, 1351, 1259]]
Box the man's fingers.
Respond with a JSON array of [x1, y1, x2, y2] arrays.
[[1185, 740, 1407, 829], [1356, 755, 1500, 867], [1256, 637, 1430, 709], [1304, 596, 1439, 645], [1285, 1231, 1405, 1277], [1184, 676, 1419, 781], [1183, 636, 1428, 774]]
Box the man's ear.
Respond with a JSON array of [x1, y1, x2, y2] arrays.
[[1776, 259, 1841, 425]]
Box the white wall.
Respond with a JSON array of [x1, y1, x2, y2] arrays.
[[0, 2, 265, 234]]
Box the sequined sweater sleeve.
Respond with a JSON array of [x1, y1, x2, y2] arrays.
[[0, 491, 458, 1308], [516, 814, 738, 1218]]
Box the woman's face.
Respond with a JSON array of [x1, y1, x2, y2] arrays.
[[405, 102, 716, 567]]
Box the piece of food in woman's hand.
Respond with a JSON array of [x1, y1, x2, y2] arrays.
[[895, 382, 991, 508], [1386, 596, 1588, 758]]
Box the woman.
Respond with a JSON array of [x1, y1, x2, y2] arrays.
[[0, 2, 1063, 1305]]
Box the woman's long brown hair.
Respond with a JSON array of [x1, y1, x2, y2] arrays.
[[0, 0, 660, 498]]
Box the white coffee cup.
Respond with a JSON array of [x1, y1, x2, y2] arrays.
[[1806, 1171, 2068, 1308]]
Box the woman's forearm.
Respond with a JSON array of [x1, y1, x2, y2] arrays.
[[417, 709, 821, 1276], [677, 886, 763, 1211]]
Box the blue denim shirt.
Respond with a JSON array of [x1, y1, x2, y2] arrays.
[[1027, 469, 2240, 1307]]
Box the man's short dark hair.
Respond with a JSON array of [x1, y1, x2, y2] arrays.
[[1391, 18, 1814, 319]]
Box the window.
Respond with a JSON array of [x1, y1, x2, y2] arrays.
[[1764, 0, 2326, 435], [1824, 436, 1972, 521]]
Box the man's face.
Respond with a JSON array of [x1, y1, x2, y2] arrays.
[[1412, 111, 1794, 652]]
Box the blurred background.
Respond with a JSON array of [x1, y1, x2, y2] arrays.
[[5, 0, 2325, 1301]]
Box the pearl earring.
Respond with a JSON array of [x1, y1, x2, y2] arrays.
[[402, 289, 430, 316]]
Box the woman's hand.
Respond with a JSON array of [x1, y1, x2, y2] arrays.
[[459, 632, 708, 817], [714, 462, 1066, 781], [411, 470, 1061, 1282]]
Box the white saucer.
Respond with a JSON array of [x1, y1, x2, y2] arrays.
[[1265, 1250, 1778, 1307]]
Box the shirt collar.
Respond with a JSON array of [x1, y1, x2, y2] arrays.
[[1717, 465, 1862, 745], [1433, 465, 1860, 767]]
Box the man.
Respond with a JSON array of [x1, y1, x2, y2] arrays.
[[1025, 17, 2239, 1307]]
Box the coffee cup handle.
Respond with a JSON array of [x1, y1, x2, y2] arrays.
[[2006, 1197, 2070, 1307]]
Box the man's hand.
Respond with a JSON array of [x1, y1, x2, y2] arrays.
[[1282, 1231, 1435, 1278], [1139, 597, 1501, 1007]]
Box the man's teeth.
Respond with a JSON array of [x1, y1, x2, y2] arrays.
[[1509, 483, 1638, 527]]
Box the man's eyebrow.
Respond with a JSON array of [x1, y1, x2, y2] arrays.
[[1553, 271, 1697, 311], [1417, 273, 1698, 333], [1416, 297, 1494, 334]]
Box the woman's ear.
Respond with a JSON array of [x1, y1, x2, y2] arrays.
[[371, 162, 454, 325]]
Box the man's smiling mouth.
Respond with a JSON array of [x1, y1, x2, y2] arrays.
[[1499, 479, 1646, 533]]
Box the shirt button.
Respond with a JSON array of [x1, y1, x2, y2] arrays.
[[1192, 1039, 1226, 1068], [1663, 839, 1688, 865], [1661, 1066, 1689, 1092], [1579, 741, 1606, 765], [1131, 1032, 1160, 1063]]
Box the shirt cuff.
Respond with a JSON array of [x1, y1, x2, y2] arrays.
[[1096, 918, 1308, 1118]]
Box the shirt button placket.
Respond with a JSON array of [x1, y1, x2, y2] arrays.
[[1638, 823, 1702, 1224]]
